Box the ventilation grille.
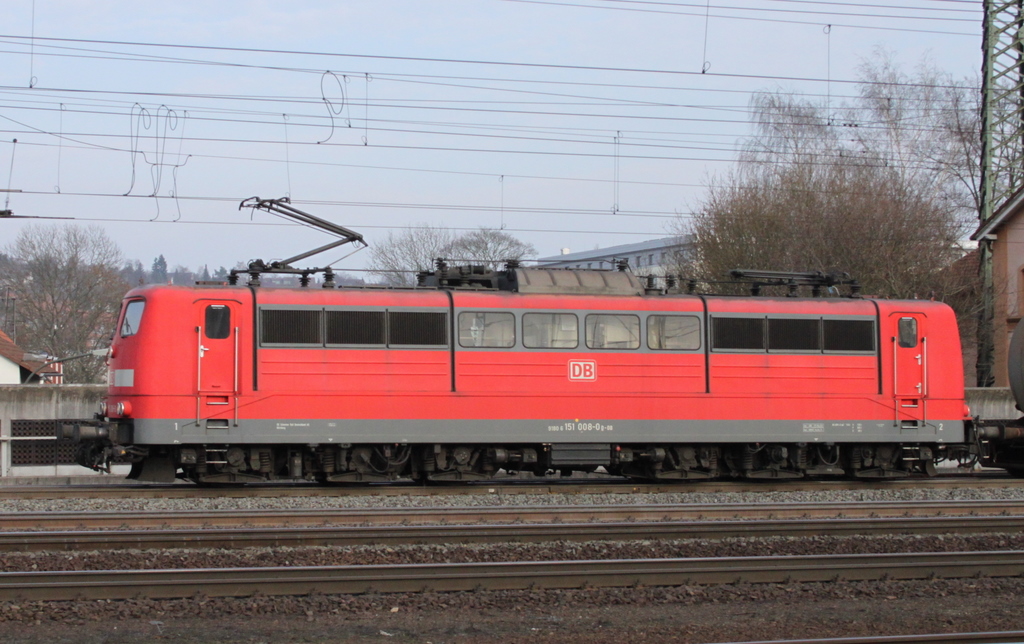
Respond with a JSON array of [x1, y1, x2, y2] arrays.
[[389, 311, 448, 346], [823, 319, 875, 352], [261, 309, 321, 344], [713, 317, 765, 350], [768, 318, 821, 351], [326, 310, 386, 345]]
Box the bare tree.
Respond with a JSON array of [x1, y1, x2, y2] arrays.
[[367, 226, 535, 286], [367, 225, 459, 286], [448, 229, 536, 268], [672, 54, 981, 363], [2, 224, 128, 383], [675, 55, 977, 291]]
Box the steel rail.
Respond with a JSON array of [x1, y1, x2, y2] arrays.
[[0, 550, 1022, 602], [733, 632, 1024, 644], [0, 474, 1016, 499], [2, 499, 1023, 531], [2, 515, 1024, 552]]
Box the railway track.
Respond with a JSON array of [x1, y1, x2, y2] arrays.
[[1, 550, 1021, 601], [2, 499, 1022, 531], [0, 472, 1016, 499], [737, 634, 1024, 644], [2, 514, 1023, 552]]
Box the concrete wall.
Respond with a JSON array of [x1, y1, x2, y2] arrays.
[[0, 384, 108, 476]]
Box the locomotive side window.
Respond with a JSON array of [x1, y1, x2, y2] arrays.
[[204, 305, 231, 339], [712, 317, 765, 351], [119, 300, 145, 337], [768, 318, 820, 352], [647, 315, 701, 350], [389, 311, 448, 346], [458, 312, 515, 348], [823, 319, 876, 352], [897, 317, 918, 348], [586, 314, 640, 350], [261, 309, 322, 345], [523, 313, 578, 349], [326, 310, 386, 346]]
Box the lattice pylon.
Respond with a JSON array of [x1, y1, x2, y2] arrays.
[[978, 1, 1024, 386], [981, 0, 1024, 222]]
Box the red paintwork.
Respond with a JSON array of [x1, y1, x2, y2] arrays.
[[102, 284, 968, 432]]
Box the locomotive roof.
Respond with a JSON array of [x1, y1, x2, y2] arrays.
[[416, 265, 647, 296], [126, 265, 952, 312], [512, 268, 644, 296], [120, 280, 958, 322]]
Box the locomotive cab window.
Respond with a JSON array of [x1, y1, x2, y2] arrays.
[[586, 314, 640, 350], [648, 315, 701, 350], [898, 317, 918, 348], [523, 313, 578, 349], [458, 312, 514, 348], [204, 305, 231, 339], [119, 300, 145, 338]]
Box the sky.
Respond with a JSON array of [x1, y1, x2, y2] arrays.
[[0, 0, 986, 278]]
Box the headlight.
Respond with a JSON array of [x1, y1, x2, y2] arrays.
[[114, 401, 132, 416], [98, 401, 107, 416]]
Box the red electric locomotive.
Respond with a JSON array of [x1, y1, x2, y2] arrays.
[[66, 260, 978, 484]]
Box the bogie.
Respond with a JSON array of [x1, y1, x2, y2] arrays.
[[120, 440, 955, 484]]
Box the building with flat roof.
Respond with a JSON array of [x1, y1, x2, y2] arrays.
[[536, 236, 692, 275]]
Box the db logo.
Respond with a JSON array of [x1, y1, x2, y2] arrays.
[[568, 360, 597, 381]]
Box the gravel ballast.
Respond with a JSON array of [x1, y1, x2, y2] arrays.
[[0, 485, 1021, 514], [0, 532, 1021, 572], [3, 485, 1024, 642], [1, 578, 1023, 643]]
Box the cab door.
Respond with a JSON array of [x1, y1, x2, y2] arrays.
[[195, 300, 240, 426], [891, 313, 926, 429]]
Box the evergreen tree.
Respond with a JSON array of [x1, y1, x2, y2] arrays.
[[151, 255, 168, 283]]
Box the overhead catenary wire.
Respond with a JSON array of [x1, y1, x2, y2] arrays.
[[0, 91, 978, 140], [0, 94, 978, 157], [0, 119, 981, 213], [0, 33, 982, 88], [498, 0, 978, 35], [0, 61, 981, 104], [0, 125, 969, 176], [0, 7, 981, 271], [542, 0, 979, 21], [2, 189, 974, 228], [5, 187, 689, 219]]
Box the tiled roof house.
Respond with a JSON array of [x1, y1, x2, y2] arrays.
[[0, 330, 60, 385]]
